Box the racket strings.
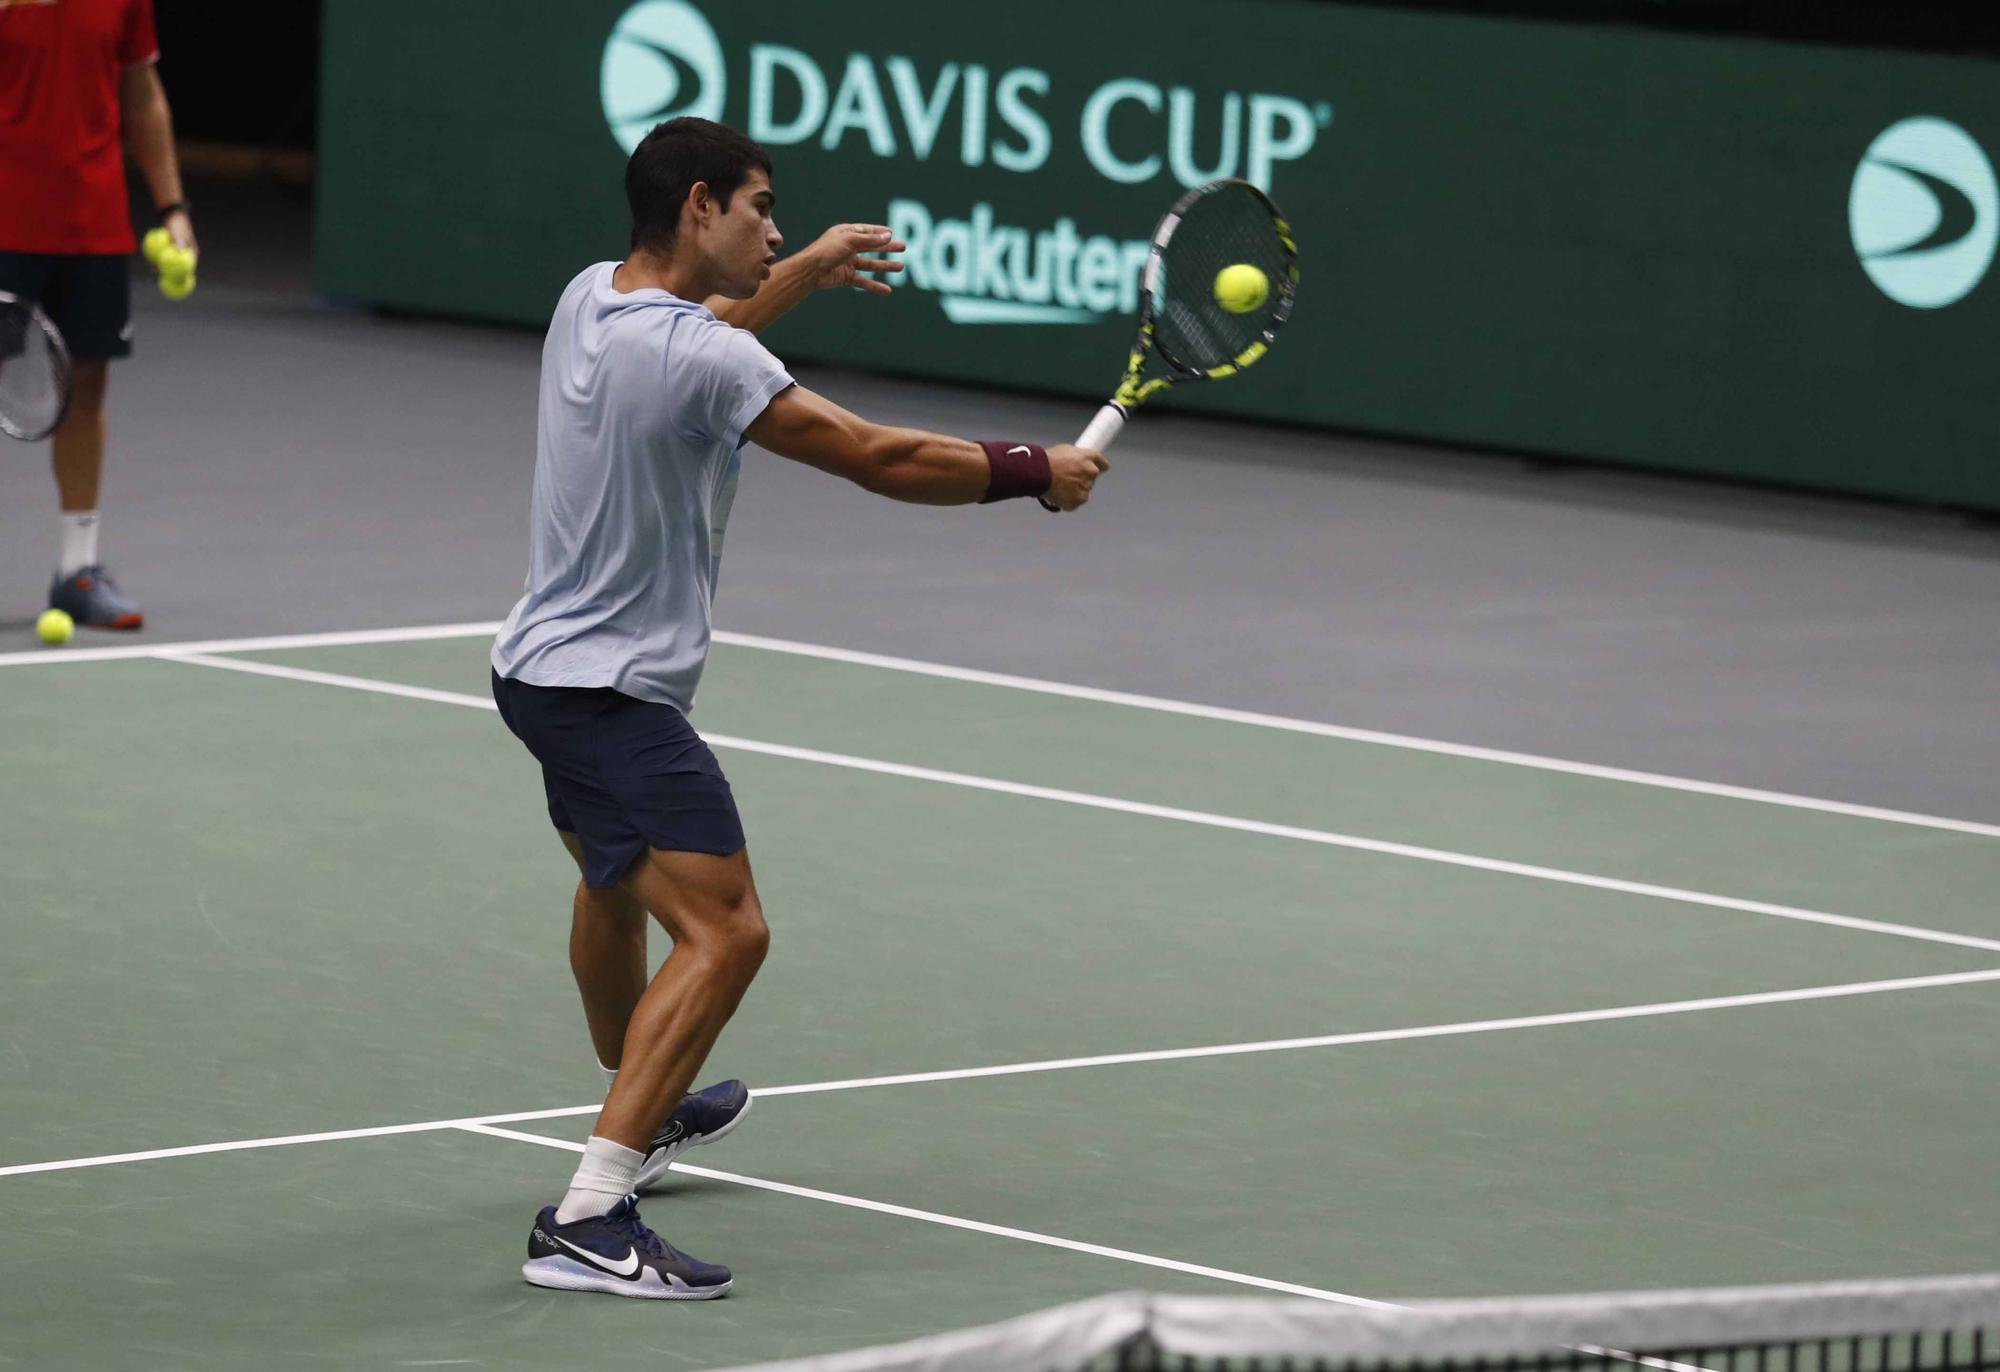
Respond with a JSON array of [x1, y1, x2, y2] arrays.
[[0, 300, 71, 441], [1152, 185, 1294, 375]]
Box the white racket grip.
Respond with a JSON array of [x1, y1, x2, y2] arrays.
[[1076, 403, 1127, 453]]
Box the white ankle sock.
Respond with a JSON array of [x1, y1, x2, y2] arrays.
[[554, 1135, 644, 1223], [59, 511, 99, 578], [598, 1060, 619, 1091]]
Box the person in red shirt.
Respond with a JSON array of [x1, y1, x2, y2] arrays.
[[1, 0, 193, 629]]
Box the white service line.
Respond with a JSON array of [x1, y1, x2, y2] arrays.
[[10, 965, 2000, 1182], [710, 630, 2000, 840], [469, 1126, 1709, 1369], [159, 651, 2000, 957], [0, 620, 500, 668], [457, 1123, 1386, 1308], [1, 615, 1988, 838], [163, 651, 492, 709], [746, 965, 2000, 1098], [0, 1103, 599, 1179]]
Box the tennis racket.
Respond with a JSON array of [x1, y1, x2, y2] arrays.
[[0, 291, 74, 443], [1075, 178, 1298, 454]]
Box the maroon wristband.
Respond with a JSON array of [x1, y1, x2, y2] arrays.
[[977, 441, 1052, 503]]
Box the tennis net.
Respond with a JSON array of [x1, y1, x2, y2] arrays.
[[711, 1275, 2000, 1372]]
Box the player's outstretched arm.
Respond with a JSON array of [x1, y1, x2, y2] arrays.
[[708, 223, 904, 334], [746, 384, 1106, 510], [120, 64, 196, 257]]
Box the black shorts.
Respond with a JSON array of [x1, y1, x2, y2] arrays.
[[491, 670, 746, 889], [0, 252, 132, 360]]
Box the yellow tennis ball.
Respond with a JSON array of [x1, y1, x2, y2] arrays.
[[157, 244, 196, 278], [142, 227, 171, 267], [1213, 263, 1269, 314], [159, 270, 196, 301], [37, 609, 74, 646]]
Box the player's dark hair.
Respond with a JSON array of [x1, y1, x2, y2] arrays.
[[626, 118, 773, 254]]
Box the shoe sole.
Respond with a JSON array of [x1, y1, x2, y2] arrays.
[[57, 613, 144, 630], [522, 1255, 731, 1300], [635, 1092, 753, 1191]]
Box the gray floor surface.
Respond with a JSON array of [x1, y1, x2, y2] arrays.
[[3, 174, 1995, 824]]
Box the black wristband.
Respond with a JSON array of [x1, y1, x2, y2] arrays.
[[977, 441, 1051, 504], [156, 200, 190, 220]]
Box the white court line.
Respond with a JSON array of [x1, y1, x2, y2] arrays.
[[460, 1122, 1386, 1307], [1, 616, 1989, 838], [710, 631, 2000, 840], [11, 966, 2000, 1181], [744, 966, 2000, 1098], [165, 652, 495, 709], [0, 1103, 604, 1179], [469, 1124, 1710, 1371], [158, 652, 2000, 957], [0, 620, 500, 668]]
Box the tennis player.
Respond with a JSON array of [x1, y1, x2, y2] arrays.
[[491, 116, 1105, 1299], [0, 0, 192, 629]]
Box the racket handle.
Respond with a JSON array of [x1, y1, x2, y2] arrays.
[[1076, 402, 1127, 453], [1042, 401, 1125, 511]]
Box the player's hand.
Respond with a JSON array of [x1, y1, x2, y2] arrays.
[[1043, 444, 1108, 511], [164, 207, 198, 258], [804, 223, 905, 295]]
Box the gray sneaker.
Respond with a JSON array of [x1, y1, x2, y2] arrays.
[[49, 565, 143, 629]]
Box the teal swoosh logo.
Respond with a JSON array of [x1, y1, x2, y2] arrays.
[[1849, 116, 1998, 308]]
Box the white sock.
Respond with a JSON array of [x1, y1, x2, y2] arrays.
[[554, 1135, 644, 1223], [58, 511, 100, 578], [598, 1060, 619, 1091]]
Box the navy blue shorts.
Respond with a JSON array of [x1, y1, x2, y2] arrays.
[[0, 253, 132, 360], [491, 670, 746, 888]]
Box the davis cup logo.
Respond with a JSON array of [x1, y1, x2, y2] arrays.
[[1849, 117, 1997, 309], [594, 0, 1329, 325], [601, 0, 726, 153]]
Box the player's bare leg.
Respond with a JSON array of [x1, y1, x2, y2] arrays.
[[524, 845, 764, 1299], [560, 832, 646, 1071], [51, 358, 107, 512], [48, 358, 143, 628], [595, 845, 767, 1152]]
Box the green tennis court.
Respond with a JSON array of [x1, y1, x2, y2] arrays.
[[4, 627, 1998, 1369]]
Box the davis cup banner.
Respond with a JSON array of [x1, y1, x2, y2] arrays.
[[320, 1, 2000, 508]]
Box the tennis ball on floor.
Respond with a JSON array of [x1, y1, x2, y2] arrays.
[[159, 270, 196, 301], [142, 227, 171, 267], [37, 609, 74, 646], [1213, 263, 1269, 314]]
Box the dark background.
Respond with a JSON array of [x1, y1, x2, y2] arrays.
[[157, 2, 2000, 154]]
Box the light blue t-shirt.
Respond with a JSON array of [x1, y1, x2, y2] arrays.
[[491, 262, 794, 713]]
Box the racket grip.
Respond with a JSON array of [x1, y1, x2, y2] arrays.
[[1076, 402, 1127, 453]]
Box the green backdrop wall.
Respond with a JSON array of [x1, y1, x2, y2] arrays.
[[318, 1, 2000, 508]]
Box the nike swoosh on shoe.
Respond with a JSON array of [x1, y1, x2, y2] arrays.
[[554, 1235, 642, 1278]]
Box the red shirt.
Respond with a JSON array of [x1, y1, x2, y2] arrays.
[[0, 0, 159, 254]]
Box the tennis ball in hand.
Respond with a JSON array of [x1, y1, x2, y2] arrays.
[[158, 243, 197, 299], [142, 227, 171, 267], [158, 244, 197, 300], [1213, 263, 1270, 314], [37, 609, 74, 646]]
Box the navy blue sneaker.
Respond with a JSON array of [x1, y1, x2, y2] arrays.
[[49, 565, 143, 630], [636, 1079, 751, 1190], [523, 1194, 731, 1299]]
